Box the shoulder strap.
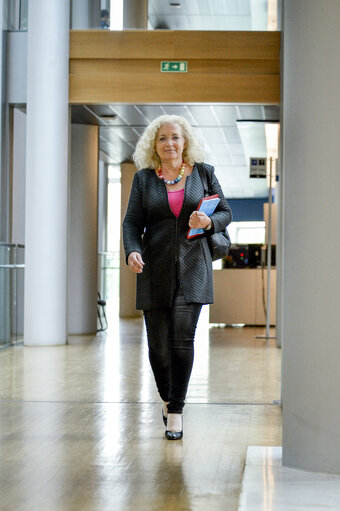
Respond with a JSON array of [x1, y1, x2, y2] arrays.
[[197, 163, 210, 195]]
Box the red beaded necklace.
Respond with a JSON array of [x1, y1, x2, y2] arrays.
[[157, 161, 186, 185]]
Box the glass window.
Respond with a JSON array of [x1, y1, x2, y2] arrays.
[[4, 0, 28, 30], [228, 221, 265, 245], [148, 0, 281, 31], [101, 164, 121, 308], [109, 0, 123, 30]]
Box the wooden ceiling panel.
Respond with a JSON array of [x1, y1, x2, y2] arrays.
[[69, 30, 280, 105]]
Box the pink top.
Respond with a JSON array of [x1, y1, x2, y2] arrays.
[[168, 188, 185, 217]]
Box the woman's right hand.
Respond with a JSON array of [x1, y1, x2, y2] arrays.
[[127, 252, 145, 274]]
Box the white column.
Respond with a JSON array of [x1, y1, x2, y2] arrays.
[[24, 0, 69, 346], [282, 0, 340, 473], [0, 0, 9, 241], [97, 160, 108, 300], [12, 108, 26, 338], [68, 125, 98, 335], [98, 160, 108, 254], [71, 0, 101, 29], [12, 108, 26, 245], [120, 162, 141, 317], [123, 0, 148, 29]]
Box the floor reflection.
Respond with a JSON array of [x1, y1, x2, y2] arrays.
[[0, 318, 281, 511]]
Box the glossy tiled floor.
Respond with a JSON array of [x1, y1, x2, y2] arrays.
[[0, 307, 282, 510], [239, 447, 340, 511]]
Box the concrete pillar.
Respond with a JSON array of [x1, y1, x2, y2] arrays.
[[68, 125, 98, 335], [101, 0, 110, 10], [275, 164, 283, 350], [276, 27, 284, 351], [71, 0, 101, 29], [98, 160, 108, 254], [0, 0, 9, 242], [12, 108, 26, 245], [123, 0, 148, 29], [24, 0, 69, 346], [97, 160, 108, 299], [120, 162, 141, 317], [282, 0, 340, 473], [11, 108, 26, 338]]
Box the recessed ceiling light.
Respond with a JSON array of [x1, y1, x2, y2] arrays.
[[101, 114, 117, 121], [169, 2, 181, 7]]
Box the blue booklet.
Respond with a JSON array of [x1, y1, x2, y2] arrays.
[[187, 194, 220, 238]]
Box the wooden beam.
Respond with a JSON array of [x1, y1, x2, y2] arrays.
[[69, 30, 280, 104]]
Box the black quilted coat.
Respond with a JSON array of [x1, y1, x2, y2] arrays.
[[122, 163, 232, 310]]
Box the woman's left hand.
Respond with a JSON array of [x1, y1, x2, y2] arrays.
[[189, 211, 211, 230]]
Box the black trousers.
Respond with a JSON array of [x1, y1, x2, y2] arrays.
[[144, 287, 202, 414]]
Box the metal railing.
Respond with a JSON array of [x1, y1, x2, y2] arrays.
[[0, 246, 121, 345], [98, 250, 120, 304], [0, 243, 25, 347]]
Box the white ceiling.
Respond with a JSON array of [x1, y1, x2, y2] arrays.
[[72, 103, 280, 199], [71, 1, 281, 199], [148, 0, 273, 31]]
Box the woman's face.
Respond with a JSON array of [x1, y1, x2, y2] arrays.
[[155, 123, 186, 165]]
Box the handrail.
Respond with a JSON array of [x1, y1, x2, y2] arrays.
[[0, 242, 25, 248], [0, 244, 25, 269], [0, 264, 25, 269]]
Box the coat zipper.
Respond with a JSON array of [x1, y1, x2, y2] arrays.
[[174, 174, 190, 272], [175, 217, 179, 263], [163, 171, 191, 288]]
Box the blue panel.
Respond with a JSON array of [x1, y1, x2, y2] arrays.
[[227, 199, 267, 222]]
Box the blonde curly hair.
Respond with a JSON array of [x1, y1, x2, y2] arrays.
[[133, 115, 204, 170]]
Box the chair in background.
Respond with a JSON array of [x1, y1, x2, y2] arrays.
[[97, 292, 108, 332]]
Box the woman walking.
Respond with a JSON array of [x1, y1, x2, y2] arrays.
[[123, 115, 232, 439]]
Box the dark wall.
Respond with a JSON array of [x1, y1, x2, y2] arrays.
[[227, 199, 267, 222]]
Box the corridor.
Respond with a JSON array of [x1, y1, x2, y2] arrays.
[[0, 310, 281, 510]]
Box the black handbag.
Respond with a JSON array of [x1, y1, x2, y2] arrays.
[[197, 164, 231, 261]]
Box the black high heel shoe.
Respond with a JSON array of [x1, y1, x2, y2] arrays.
[[165, 415, 183, 440], [165, 429, 183, 440]]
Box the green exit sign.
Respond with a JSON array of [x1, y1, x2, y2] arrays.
[[161, 61, 188, 73]]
